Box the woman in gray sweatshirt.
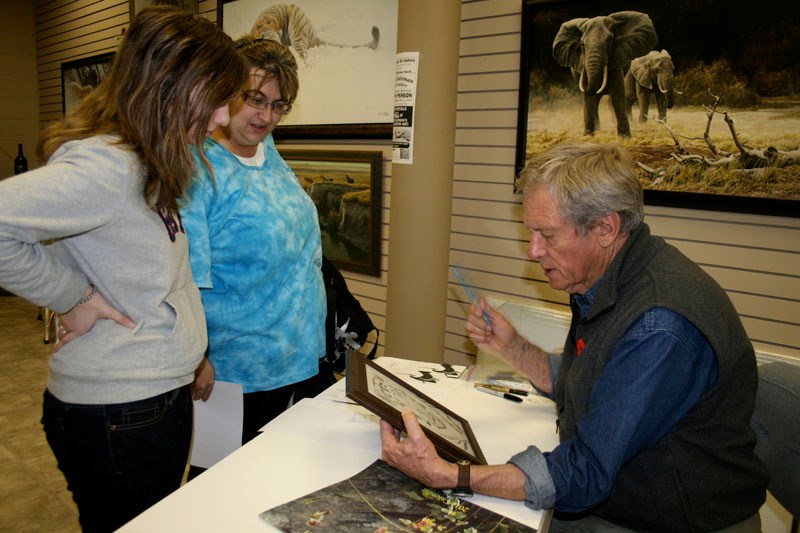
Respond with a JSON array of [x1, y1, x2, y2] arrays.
[[0, 7, 247, 532]]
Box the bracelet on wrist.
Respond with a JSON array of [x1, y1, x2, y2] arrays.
[[77, 284, 98, 305]]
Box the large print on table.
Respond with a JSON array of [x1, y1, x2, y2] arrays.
[[281, 149, 382, 277], [516, 0, 799, 217], [346, 352, 486, 465], [219, 0, 398, 139], [260, 459, 537, 532]]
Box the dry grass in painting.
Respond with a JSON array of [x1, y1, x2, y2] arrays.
[[521, 100, 800, 200]]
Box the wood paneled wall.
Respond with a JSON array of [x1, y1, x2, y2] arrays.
[[445, 0, 800, 365]]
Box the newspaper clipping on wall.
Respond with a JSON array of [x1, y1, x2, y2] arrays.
[[392, 52, 419, 165]]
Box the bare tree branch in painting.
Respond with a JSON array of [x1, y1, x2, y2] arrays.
[[639, 91, 800, 186]]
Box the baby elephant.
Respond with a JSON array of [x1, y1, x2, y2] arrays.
[[624, 50, 675, 123]]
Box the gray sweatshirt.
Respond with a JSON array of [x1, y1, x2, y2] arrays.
[[0, 135, 206, 404]]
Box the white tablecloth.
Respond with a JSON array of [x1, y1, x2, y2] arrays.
[[120, 357, 559, 532]]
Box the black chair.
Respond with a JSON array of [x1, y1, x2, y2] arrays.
[[750, 361, 800, 533]]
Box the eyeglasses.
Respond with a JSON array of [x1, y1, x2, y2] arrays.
[[241, 91, 292, 115]]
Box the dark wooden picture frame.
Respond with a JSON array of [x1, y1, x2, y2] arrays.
[[346, 352, 487, 465], [516, 0, 799, 217], [60, 53, 115, 115], [281, 149, 383, 276], [219, 0, 396, 139]]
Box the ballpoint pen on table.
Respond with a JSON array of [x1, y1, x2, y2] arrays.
[[450, 265, 491, 327], [475, 383, 529, 396], [474, 385, 523, 403], [486, 378, 535, 393]]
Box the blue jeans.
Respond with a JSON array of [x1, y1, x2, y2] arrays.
[[42, 386, 192, 533]]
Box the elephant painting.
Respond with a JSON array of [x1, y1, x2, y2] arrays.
[[552, 11, 658, 136], [624, 50, 675, 123]]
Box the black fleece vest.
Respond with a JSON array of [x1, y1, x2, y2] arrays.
[[554, 223, 767, 532]]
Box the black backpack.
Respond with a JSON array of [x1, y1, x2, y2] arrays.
[[321, 256, 378, 375]]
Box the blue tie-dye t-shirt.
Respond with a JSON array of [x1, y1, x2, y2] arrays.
[[181, 136, 325, 392]]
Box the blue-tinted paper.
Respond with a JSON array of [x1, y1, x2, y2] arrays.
[[450, 265, 491, 327]]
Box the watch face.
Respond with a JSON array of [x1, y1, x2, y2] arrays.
[[450, 487, 474, 498]]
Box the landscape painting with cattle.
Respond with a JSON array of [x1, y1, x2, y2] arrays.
[[516, 0, 800, 215], [280, 150, 382, 276]]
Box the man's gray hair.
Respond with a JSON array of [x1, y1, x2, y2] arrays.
[[519, 142, 644, 235]]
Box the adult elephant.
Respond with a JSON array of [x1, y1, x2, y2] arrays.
[[553, 11, 657, 136], [625, 50, 675, 123]]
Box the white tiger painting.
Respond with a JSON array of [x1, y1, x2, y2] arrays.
[[249, 3, 380, 61], [221, 0, 397, 127]]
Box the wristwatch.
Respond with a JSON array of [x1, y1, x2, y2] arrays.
[[452, 460, 473, 498]]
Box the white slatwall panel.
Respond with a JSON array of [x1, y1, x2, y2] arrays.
[[446, 0, 800, 364]]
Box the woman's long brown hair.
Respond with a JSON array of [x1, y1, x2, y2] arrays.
[[38, 6, 248, 212]]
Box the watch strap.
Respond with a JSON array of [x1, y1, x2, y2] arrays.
[[456, 460, 470, 490]]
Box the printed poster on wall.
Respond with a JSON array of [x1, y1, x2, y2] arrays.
[[392, 52, 419, 165]]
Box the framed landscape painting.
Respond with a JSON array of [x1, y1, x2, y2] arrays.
[[281, 149, 383, 276], [516, 0, 799, 217], [219, 0, 398, 139]]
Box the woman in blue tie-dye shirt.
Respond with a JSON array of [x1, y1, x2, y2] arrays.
[[181, 38, 326, 451]]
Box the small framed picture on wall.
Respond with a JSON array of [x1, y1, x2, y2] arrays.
[[61, 53, 115, 115]]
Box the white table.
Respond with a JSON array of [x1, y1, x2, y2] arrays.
[[120, 357, 560, 532]]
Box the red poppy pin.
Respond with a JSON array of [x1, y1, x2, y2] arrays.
[[576, 338, 585, 355]]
